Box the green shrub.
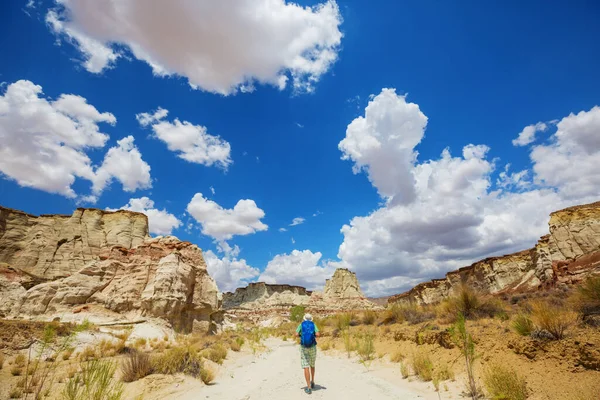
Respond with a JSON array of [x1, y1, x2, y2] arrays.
[[483, 364, 528, 400], [381, 304, 405, 324], [121, 351, 153, 382], [435, 362, 455, 381], [400, 361, 410, 378], [290, 306, 306, 323], [205, 344, 227, 365], [575, 275, 600, 320], [512, 314, 534, 336], [62, 360, 123, 400], [451, 313, 480, 398], [356, 332, 375, 367], [448, 285, 481, 319], [411, 350, 433, 381]]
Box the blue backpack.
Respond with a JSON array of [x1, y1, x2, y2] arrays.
[[300, 320, 317, 347]]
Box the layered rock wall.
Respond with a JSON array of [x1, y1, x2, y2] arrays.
[[389, 201, 600, 305], [0, 207, 148, 280], [223, 283, 312, 310], [0, 207, 220, 333]]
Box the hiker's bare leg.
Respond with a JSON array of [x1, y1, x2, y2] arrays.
[[303, 367, 311, 387], [310, 366, 315, 384]]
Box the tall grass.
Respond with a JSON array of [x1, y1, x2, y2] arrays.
[[410, 350, 433, 381], [530, 301, 575, 340], [342, 329, 354, 358], [574, 275, 600, 321], [451, 313, 480, 399], [121, 351, 152, 382], [62, 360, 123, 400], [446, 285, 481, 319], [512, 314, 534, 336], [483, 364, 528, 400], [152, 346, 203, 378], [400, 361, 410, 379], [362, 310, 377, 325], [356, 332, 375, 369]]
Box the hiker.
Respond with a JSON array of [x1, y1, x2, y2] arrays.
[[297, 313, 320, 394]]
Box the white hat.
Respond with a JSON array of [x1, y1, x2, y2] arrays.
[[303, 313, 313, 321]]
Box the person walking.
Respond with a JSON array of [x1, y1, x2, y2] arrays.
[[297, 313, 320, 394]]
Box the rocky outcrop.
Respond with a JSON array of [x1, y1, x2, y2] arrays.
[[389, 201, 600, 305], [0, 207, 220, 333], [223, 283, 312, 310], [224, 268, 379, 312], [0, 206, 148, 280], [323, 268, 363, 298]]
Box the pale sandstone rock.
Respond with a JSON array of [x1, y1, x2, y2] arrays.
[[323, 268, 364, 298], [0, 206, 148, 280], [389, 201, 600, 305], [0, 207, 220, 333]]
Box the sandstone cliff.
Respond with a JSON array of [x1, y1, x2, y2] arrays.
[[0, 206, 220, 333], [389, 201, 600, 305], [224, 268, 379, 312]]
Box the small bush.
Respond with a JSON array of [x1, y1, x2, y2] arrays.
[[400, 361, 410, 378], [62, 360, 123, 400], [235, 337, 244, 347], [14, 354, 26, 367], [290, 306, 306, 323], [362, 311, 377, 325], [390, 350, 404, 363], [200, 365, 215, 385], [63, 347, 75, 360], [79, 346, 97, 361], [9, 388, 22, 399], [205, 345, 227, 365], [435, 362, 455, 381], [320, 340, 331, 351], [342, 329, 354, 358], [479, 297, 508, 319], [121, 351, 153, 382], [411, 350, 433, 381], [447, 285, 481, 319], [356, 332, 375, 364], [11, 366, 23, 376], [483, 364, 528, 400], [512, 314, 534, 336], [574, 275, 600, 320], [530, 301, 575, 340], [381, 304, 405, 325], [335, 313, 353, 331], [152, 346, 203, 378], [229, 341, 241, 352], [75, 319, 94, 332]]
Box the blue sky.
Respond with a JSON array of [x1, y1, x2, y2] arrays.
[[1, 0, 599, 296]]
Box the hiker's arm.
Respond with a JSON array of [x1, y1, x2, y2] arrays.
[[316, 331, 321, 337]]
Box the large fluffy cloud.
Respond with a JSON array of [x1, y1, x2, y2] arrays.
[[258, 250, 335, 289], [0, 80, 151, 201], [46, 0, 343, 95], [107, 197, 181, 236], [186, 193, 268, 242], [204, 250, 260, 293], [136, 108, 231, 169], [530, 106, 600, 200], [336, 89, 600, 296], [339, 88, 428, 204]]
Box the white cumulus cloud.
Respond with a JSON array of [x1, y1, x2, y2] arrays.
[[336, 88, 600, 296], [512, 121, 548, 147], [0, 80, 151, 201], [107, 197, 181, 236], [46, 0, 343, 95], [137, 107, 232, 169], [258, 250, 335, 289], [204, 250, 260, 293], [186, 193, 268, 242]]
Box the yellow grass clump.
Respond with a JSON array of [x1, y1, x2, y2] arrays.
[[483, 364, 528, 400]]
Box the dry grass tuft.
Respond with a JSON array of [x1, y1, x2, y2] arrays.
[[390, 350, 404, 363], [512, 313, 534, 336], [530, 301, 576, 340], [62, 359, 123, 400], [483, 364, 528, 400], [205, 344, 227, 365], [435, 362, 455, 381], [411, 350, 433, 381], [319, 340, 331, 351], [400, 361, 410, 379], [152, 346, 203, 378], [121, 350, 153, 382], [9, 387, 22, 399], [229, 341, 241, 352], [11, 366, 23, 376], [79, 346, 97, 361], [200, 365, 215, 385], [62, 347, 75, 360], [361, 310, 378, 325], [0, 353, 4, 369], [14, 353, 26, 367]]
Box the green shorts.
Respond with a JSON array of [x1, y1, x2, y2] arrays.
[[300, 345, 317, 368]]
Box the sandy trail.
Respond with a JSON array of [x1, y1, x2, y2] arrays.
[[171, 338, 454, 400]]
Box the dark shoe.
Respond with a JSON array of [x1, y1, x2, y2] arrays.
[[304, 387, 312, 394], [311, 381, 315, 389]]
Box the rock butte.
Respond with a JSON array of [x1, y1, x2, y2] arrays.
[[223, 268, 379, 313], [388, 201, 600, 305]]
